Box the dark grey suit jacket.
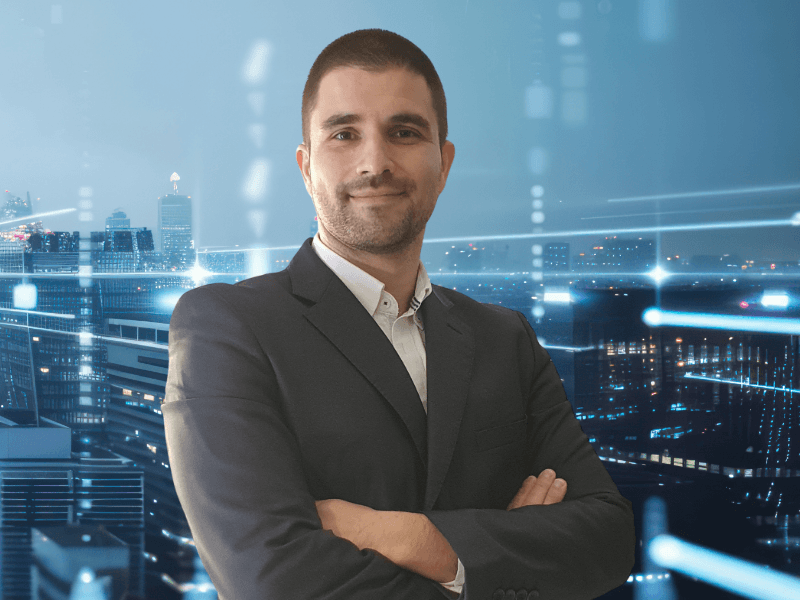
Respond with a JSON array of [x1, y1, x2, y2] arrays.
[[163, 237, 635, 600]]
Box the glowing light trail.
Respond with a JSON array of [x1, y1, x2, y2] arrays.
[[198, 244, 300, 253], [642, 308, 800, 335], [0, 208, 76, 227], [761, 292, 789, 308], [581, 203, 795, 220], [474, 217, 793, 241], [608, 182, 800, 203], [683, 373, 800, 396], [649, 534, 800, 600], [541, 344, 597, 353], [542, 270, 799, 280], [543, 291, 572, 303], [0, 307, 75, 319], [161, 528, 196, 547]]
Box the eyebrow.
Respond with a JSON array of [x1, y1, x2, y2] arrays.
[[320, 112, 432, 135]]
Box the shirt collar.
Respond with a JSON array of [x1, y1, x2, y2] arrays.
[[311, 231, 432, 320]]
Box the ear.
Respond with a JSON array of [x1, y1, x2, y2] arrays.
[[437, 140, 456, 195], [296, 143, 313, 197]]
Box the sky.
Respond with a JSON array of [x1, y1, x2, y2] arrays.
[[1, 0, 799, 263]]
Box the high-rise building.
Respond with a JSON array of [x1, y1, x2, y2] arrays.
[[0, 279, 106, 443], [25, 231, 81, 274], [0, 239, 24, 272], [0, 422, 144, 599], [31, 524, 131, 600], [105, 209, 131, 231], [575, 237, 655, 273], [1, 190, 33, 221], [92, 227, 159, 273], [543, 242, 570, 272], [158, 174, 194, 271]]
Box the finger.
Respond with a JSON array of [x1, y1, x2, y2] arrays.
[[542, 478, 567, 505], [507, 475, 536, 510], [527, 469, 556, 506]]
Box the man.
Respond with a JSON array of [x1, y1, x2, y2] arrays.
[[164, 29, 635, 600]]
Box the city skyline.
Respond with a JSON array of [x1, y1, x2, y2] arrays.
[[0, 251, 797, 599]]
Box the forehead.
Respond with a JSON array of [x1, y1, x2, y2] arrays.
[[311, 67, 435, 132]]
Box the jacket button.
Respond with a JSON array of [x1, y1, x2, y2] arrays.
[[516, 590, 528, 600], [492, 590, 505, 600], [527, 591, 540, 599], [504, 591, 516, 600]]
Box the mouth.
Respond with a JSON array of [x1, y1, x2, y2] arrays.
[[349, 191, 404, 199]]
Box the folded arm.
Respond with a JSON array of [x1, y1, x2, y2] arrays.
[[315, 469, 568, 582], [421, 311, 636, 600], [315, 310, 634, 600]]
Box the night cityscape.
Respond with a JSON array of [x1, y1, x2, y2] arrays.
[[0, 181, 797, 599], [1, 1, 799, 599]]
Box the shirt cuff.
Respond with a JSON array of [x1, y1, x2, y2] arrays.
[[439, 558, 464, 595]]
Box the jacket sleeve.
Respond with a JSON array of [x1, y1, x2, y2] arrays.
[[423, 310, 636, 600], [162, 285, 451, 600]]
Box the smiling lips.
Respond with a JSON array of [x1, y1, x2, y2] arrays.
[[350, 190, 404, 198]]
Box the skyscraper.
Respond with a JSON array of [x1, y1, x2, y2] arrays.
[[105, 209, 131, 231], [543, 242, 570, 272], [1, 190, 33, 221], [157, 173, 194, 271]]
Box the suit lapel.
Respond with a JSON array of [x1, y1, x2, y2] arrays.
[[420, 287, 474, 510], [287, 238, 428, 467], [286, 238, 475, 509]]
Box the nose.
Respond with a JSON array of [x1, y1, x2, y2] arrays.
[[356, 131, 394, 177]]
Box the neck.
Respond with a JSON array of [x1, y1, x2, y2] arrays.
[[318, 228, 422, 315]]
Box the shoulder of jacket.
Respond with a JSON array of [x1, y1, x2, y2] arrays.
[[432, 283, 521, 322], [174, 271, 291, 313]]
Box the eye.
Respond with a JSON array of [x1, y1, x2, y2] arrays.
[[393, 129, 419, 139], [333, 131, 353, 141]]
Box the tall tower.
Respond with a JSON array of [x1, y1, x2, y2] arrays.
[[158, 173, 194, 271], [105, 208, 130, 231]]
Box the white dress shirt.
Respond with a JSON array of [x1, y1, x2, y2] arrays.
[[312, 232, 465, 595]]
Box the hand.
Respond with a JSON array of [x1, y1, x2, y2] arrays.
[[315, 499, 458, 584], [506, 468, 567, 510]]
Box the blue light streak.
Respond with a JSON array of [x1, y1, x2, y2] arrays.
[[161, 528, 196, 547], [649, 534, 800, 600], [537, 271, 800, 279], [608, 182, 800, 203], [642, 308, 800, 335], [543, 290, 572, 303], [683, 373, 800, 396], [581, 203, 797, 220], [498, 217, 794, 240], [0, 307, 75, 319], [541, 344, 597, 353], [198, 244, 300, 253], [0, 207, 76, 227], [761, 292, 790, 308]]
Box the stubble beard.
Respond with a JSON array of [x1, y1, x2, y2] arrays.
[[312, 175, 434, 256]]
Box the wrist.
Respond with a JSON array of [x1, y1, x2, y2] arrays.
[[403, 513, 459, 583]]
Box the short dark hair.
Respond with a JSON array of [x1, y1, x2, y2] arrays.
[[302, 29, 448, 151]]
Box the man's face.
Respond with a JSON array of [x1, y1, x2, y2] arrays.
[[297, 67, 455, 256]]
